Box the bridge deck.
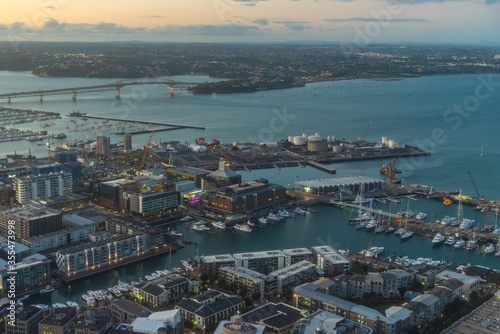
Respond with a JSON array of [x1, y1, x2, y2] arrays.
[[73, 115, 205, 130]]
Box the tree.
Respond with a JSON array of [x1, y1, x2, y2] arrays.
[[200, 273, 209, 282], [251, 291, 261, 301], [239, 286, 249, 298], [229, 282, 238, 293], [184, 319, 194, 329]]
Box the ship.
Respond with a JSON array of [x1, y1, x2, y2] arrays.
[[431, 233, 446, 245], [401, 231, 414, 240], [234, 224, 252, 232], [51, 133, 67, 139]]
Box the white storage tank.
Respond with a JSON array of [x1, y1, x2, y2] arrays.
[[293, 136, 306, 146], [382, 136, 388, 144], [332, 145, 343, 153], [308, 135, 321, 142], [288, 136, 293, 142], [387, 139, 396, 149], [395, 142, 405, 149]]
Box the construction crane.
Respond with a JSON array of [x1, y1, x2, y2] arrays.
[[467, 171, 484, 200], [137, 130, 155, 191], [361, 121, 372, 142], [47, 135, 52, 164]]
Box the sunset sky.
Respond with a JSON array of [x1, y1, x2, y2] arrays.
[[1, 0, 499, 45]]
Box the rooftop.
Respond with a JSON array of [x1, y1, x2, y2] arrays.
[[200, 254, 235, 264], [233, 250, 285, 261], [282, 248, 313, 257], [437, 269, 480, 285], [269, 260, 316, 278], [296, 176, 383, 189], [1, 202, 61, 220], [111, 299, 151, 318]]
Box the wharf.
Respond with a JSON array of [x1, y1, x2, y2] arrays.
[[307, 161, 336, 174], [54, 244, 182, 283], [69, 114, 205, 130]]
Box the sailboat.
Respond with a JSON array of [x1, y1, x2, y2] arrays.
[[480, 146, 484, 157]]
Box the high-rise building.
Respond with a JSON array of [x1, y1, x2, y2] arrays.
[[14, 171, 73, 204], [96, 136, 110, 156], [6, 306, 44, 334], [124, 133, 132, 152]]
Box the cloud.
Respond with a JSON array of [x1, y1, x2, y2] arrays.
[[326, 17, 428, 22], [253, 19, 269, 26], [140, 15, 166, 19], [2, 20, 260, 36]]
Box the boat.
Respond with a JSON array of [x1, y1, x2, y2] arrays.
[[40, 285, 55, 293], [394, 228, 406, 236], [401, 231, 414, 240], [355, 222, 367, 229], [375, 225, 386, 233], [145, 275, 154, 280], [454, 239, 466, 248], [66, 301, 80, 309], [51, 133, 67, 139], [444, 237, 456, 245], [211, 221, 227, 230], [441, 216, 456, 226], [353, 195, 371, 204], [385, 226, 396, 234], [191, 225, 205, 232], [170, 231, 183, 237], [361, 246, 384, 258], [267, 213, 282, 221], [466, 239, 477, 250], [245, 219, 259, 228], [52, 303, 68, 309], [348, 211, 373, 223], [416, 212, 427, 220], [278, 210, 290, 218], [234, 224, 252, 232], [81, 295, 95, 305], [432, 233, 446, 245], [181, 260, 194, 271], [459, 218, 475, 230], [365, 220, 377, 230], [33, 304, 50, 311], [483, 244, 495, 254], [294, 207, 306, 215], [258, 217, 269, 225]]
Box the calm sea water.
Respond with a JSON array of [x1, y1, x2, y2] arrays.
[[1, 71, 499, 305]]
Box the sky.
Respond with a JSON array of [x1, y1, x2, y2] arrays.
[[1, 0, 499, 45]]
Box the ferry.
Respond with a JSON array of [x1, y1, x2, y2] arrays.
[[234, 224, 252, 232], [454, 239, 466, 248], [432, 233, 446, 245]]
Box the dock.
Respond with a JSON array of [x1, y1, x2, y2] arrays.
[[307, 161, 336, 174]]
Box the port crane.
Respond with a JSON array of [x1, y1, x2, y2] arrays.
[[467, 171, 484, 200], [381, 158, 402, 191], [137, 130, 155, 191], [361, 121, 372, 142]]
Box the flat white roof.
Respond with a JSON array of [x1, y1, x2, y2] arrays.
[[437, 269, 479, 285], [233, 250, 285, 260], [282, 248, 313, 257], [270, 260, 316, 278], [201, 254, 235, 264], [296, 176, 383, 188], [312, 245, 339, 256]]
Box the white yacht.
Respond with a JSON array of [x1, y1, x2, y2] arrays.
[[454, 239, 466, 248], [416, 212, 427, 220], [394, 228, 406, 236], [444, 237, 456, 245], [483, 244, 495, 254], [267, 213, 282, 221], [234, 224, 252, 232], [258, 217, 269, 225], [401, 231, 414, 240], [294, 207, 306, 215], [432, 233, 446, 245], [459, 218, 475, 230], [466, 239, 477, 250], [211, 221, 227, 230], [365, 220, 377, 230]]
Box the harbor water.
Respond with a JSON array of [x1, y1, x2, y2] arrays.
[[0, 71, 499, 305]]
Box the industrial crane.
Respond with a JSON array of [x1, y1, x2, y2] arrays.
[[361, 121, 372, 142], [137, 130, 155, 191], [467, 171, 484, 200]]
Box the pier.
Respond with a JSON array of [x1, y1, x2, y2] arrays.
[[307, 161, 336, 174]]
